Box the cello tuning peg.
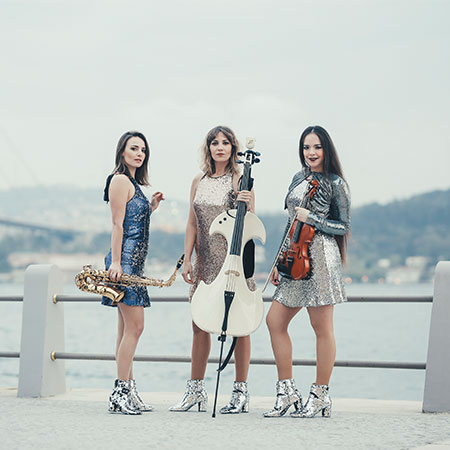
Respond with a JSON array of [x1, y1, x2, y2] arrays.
[[254, 152, 261, 157], [254, 158, 260, 163], [237, 152, 245, 156], [236, 159, 243, 164]]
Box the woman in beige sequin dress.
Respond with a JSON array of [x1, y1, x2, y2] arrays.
[[169, 126, 256, 414]]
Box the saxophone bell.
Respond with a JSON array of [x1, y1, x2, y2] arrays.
[[99, 285, 125, 303]]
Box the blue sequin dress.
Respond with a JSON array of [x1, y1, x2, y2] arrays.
[[102, 176, 152, 307]]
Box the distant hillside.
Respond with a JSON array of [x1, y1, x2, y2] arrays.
[[0, 186, 449, 280], [348, 189, 450, 278]]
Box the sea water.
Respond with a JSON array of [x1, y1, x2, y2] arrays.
[[0, 281, 432, 401]]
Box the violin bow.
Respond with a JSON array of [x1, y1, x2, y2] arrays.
[[262, 218, 294, 293]]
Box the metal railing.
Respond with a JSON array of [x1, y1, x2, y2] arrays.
[[1, 261, 449, 412], [0, 294, 434, 303], [0, 294, 431, 370]]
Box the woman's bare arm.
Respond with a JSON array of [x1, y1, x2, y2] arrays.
[[107, 175, 133, 281]]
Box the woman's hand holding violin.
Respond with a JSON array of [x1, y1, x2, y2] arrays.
[[151, 192, 165, 211], [182, 260, 194, 285], [295, 207, 310, 222]]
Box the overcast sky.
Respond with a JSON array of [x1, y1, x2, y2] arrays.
[[1, 0, 449, 212]]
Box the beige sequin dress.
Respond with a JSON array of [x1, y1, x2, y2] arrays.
[[189, 173, 255, 300]]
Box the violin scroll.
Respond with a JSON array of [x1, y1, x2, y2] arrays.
[[309, 179, 319, 198]]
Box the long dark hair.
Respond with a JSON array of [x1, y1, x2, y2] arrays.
[[113, 131, 150, 186], [299, 125, 344, 179], [299, 125, 349, 262], [200, 125, 240, 176], [103, 131, 150, 202]]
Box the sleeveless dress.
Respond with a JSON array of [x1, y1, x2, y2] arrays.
[[189, 173, 255, 300], [102, 176, 152, 307], [273, 173, 350, 308]]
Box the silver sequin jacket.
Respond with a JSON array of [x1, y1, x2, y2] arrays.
[[284, 168, 351, 236]]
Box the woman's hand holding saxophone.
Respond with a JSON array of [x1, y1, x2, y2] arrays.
[[108, 262, 123, 281]]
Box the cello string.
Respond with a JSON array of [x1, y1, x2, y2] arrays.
[[225, 153, 255, 301]]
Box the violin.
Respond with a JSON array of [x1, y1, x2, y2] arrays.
[[276, 179, 319, 280], [191, 141, 266, 337]]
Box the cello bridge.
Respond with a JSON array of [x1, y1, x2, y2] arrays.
[[225, 270, 240, 277]]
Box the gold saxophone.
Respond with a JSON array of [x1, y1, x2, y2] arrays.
[[75, 254, 185, 303]]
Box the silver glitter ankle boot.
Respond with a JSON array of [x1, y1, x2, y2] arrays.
[[291, 383, 331, 418], [219, 381, 249, 414], [128, 379, 153, 412], [169, 379, 208, 412], [108, 379, 142, 415], [263, 378, 302, 417]]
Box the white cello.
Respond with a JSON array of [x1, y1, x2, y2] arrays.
[[190, 138, 266, 416]]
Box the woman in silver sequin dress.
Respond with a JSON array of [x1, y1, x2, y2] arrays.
[[264, 126, 351, 419], [103, 131, 164, 415], [169, 126, 256, 414]]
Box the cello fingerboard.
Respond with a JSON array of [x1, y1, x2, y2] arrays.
[[229, 155, 252, 256]]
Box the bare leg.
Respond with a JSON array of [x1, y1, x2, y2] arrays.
[[266, 301, 302, 380], [307, 305, 335, 385], [116, 307, 124, 361], [190, 321, 211, 380], [234, 336, 250, 382], [116, 308, 134, 380], [116, 304, 144, 380]]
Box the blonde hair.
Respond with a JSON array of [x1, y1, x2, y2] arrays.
[[200, 126, 241, 176]]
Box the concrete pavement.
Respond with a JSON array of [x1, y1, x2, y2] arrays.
[[2, 387, 449, 450]]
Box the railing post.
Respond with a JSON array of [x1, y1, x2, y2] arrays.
[[423, 261, 450, 412], [18, 264, 66, 397]]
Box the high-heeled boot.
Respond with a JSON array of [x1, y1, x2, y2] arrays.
[[169, 379, 208, 412], [219, 381, 249, 414], [108, 379, 141, 415], [128, 379, 153, 412], [291, 383, 331, 418], [263, 378, 302, 417]]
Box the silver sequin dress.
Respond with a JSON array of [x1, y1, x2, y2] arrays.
[[273, 171, 351, 308], [189, 173, 255, 300]]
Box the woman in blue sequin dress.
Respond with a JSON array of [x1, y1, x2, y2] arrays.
[[264, 126, 351, 419], [102, 131, 164, 415]]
